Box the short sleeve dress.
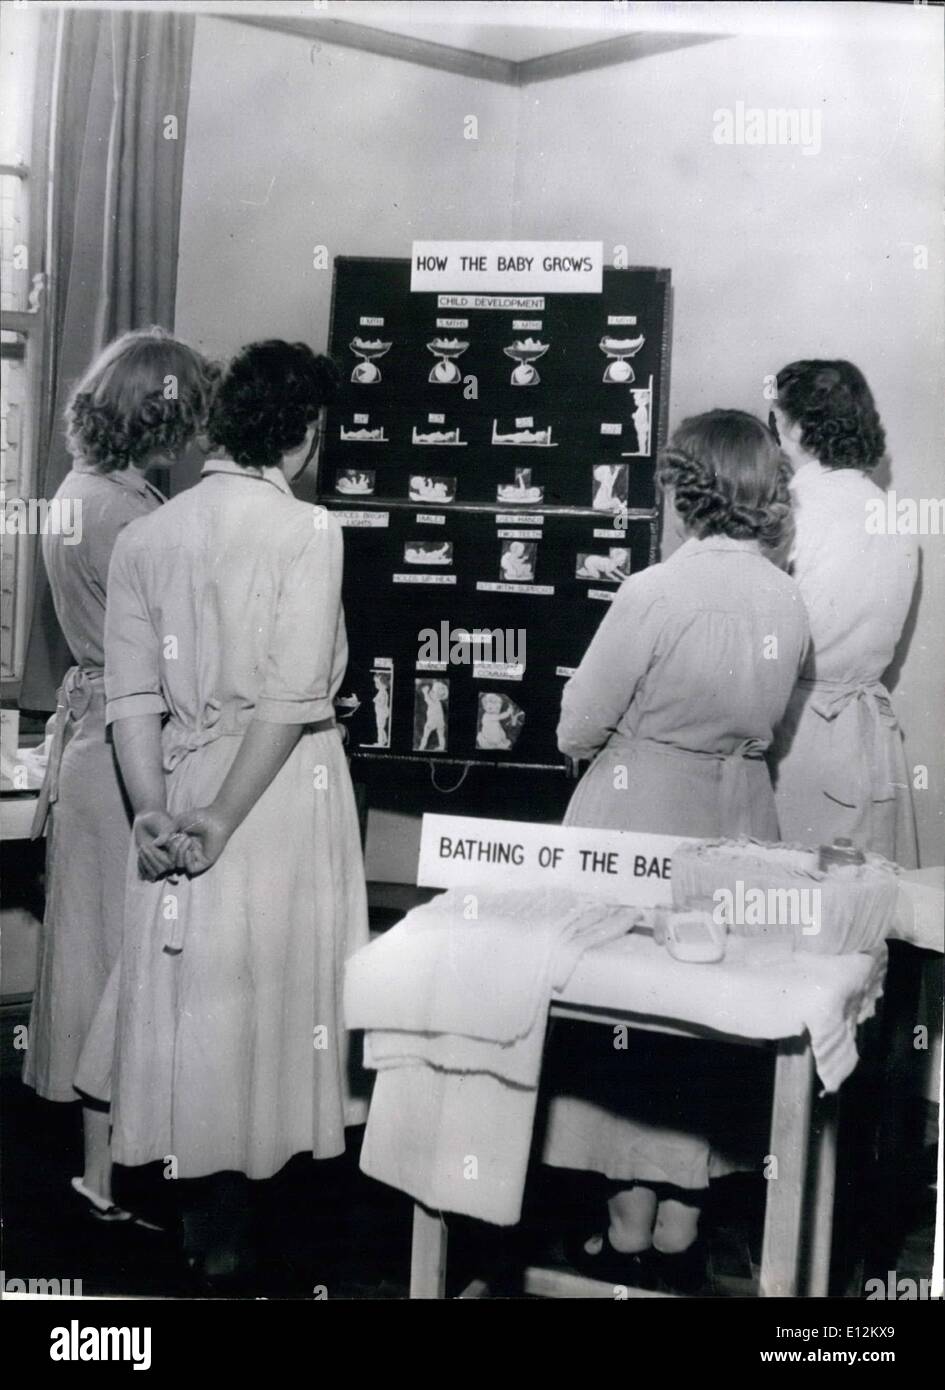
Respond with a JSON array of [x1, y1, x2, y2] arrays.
[[23, 464, 164, 1102], [77, 460, 370, 1180]]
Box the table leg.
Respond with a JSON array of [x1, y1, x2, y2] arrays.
[[806, 1091, 839, 1297], [760, 1038, 815, 1297], [410, 1203, 448, 1298]]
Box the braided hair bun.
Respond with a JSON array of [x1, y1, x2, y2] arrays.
[[657, 409, 793, 553]]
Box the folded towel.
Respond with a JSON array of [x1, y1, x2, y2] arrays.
[[347, 887, 635, 1224], [345, 886, 636, 1045]]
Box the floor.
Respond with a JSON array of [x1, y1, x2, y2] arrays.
[[2, 1000, 937, 1299]]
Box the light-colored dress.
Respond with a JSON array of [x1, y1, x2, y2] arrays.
[[23, 465, 164, 1102], [544, 535, 810, 1187], [772, 462, 918, 866], [558, 536, 810, 839], [79, 459, 369, 1180]]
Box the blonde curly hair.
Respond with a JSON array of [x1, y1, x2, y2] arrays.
[[65, 327, 220, 473]]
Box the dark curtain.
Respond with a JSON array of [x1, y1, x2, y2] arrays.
[[19, 9, 195, 711]]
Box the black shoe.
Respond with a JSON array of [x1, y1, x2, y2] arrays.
[[563, 1229, 658, 1290], [650, 1240, 707, 1295]]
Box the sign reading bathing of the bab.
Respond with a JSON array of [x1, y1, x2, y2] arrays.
[[418, 814, 695, 908]]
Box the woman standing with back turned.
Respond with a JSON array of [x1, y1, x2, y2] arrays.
[[770, 359, 918, 866], [24, 329, 217, 1221], [79, 341, 369, 1281], [544, 410, 809, 1292]]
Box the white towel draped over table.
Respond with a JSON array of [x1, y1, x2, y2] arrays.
[[345, 888, 887, 1225], [345, 887, 636, 1225]]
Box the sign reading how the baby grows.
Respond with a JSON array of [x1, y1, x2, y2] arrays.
[[411, 241, 604, 294], [417, 814, 696, 907]]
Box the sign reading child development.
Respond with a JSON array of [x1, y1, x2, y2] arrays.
[[417, 814, 692, 908], [411, 241, 604, 294]]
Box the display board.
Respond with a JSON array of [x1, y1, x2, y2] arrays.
[[316, 255, 672, 772]]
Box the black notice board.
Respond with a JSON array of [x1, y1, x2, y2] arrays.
[[316, 256, 672, 773]]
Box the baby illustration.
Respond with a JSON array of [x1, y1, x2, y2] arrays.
[[500, 540, 534, 582], [631, 391, 651, 453], [410, 476, 452, 502], [477, 693, 524, 751], [336, 470, 373, 494], [371, 674, 390, 746], [577, 548, 630, 582], [418, 680, 448, 751], [405, 542, 451, 565], [497, 468, 543, 504], [592, 463, 626, 513]]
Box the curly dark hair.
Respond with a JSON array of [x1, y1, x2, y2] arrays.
[[775, 359, 886, 471], [65, 328, 219, 473], [208, 341, 341, 468], [657, 409, 793, 552]]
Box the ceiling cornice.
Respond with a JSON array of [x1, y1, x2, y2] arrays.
[[221, 13, 728, 86]]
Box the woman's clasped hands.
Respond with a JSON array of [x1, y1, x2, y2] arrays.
[[132, 804, 235, 881]]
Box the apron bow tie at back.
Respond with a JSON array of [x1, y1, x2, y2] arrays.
[[30, 667, 105, 839], [798, 677, 901, 809], [162, 697, 256, 773]]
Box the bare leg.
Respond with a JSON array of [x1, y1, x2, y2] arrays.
[[81, 1103, 113, 1201], [653, 1195, 701, 1253], [605, 1184, 658, 1253]]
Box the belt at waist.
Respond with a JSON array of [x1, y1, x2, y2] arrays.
[[609, 733, 768, 764], [163, 702, 336, 773], [30, 666, 105, 840], [604, 734, 770, 837]]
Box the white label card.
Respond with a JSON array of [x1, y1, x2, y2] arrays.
[[353, 413, 369, 425], [497, 529, 543, 539], [472, 662, 525, 682], [477, 581, 554, 595], [360, 317, 384, 326], [416, 660, 448, 672], [393, 573, 457, 585], [436, 319, 469, 329], [414, 242, 603, 294], [418, 814, 695, 907], [608, 315, 637, 326], [512, 320, 542, 330], [374, 657, 394, 670], [416, 513, 446, 525], [428, 413, 445, 424], [601, 423, 622, 436], [497, 514, 545, 525], [335, 512, 389, 528], [515, 417, 534, 429], [556, 666, 577, 678], [589, 589, 616, 602]]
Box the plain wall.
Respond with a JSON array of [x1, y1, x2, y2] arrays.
[[175, 19, 517, 384], [511, 21, 944, 869], [176, 8, 944, 874]]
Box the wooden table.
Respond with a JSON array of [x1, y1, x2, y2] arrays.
[[408, 1000, 841, 1300]]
